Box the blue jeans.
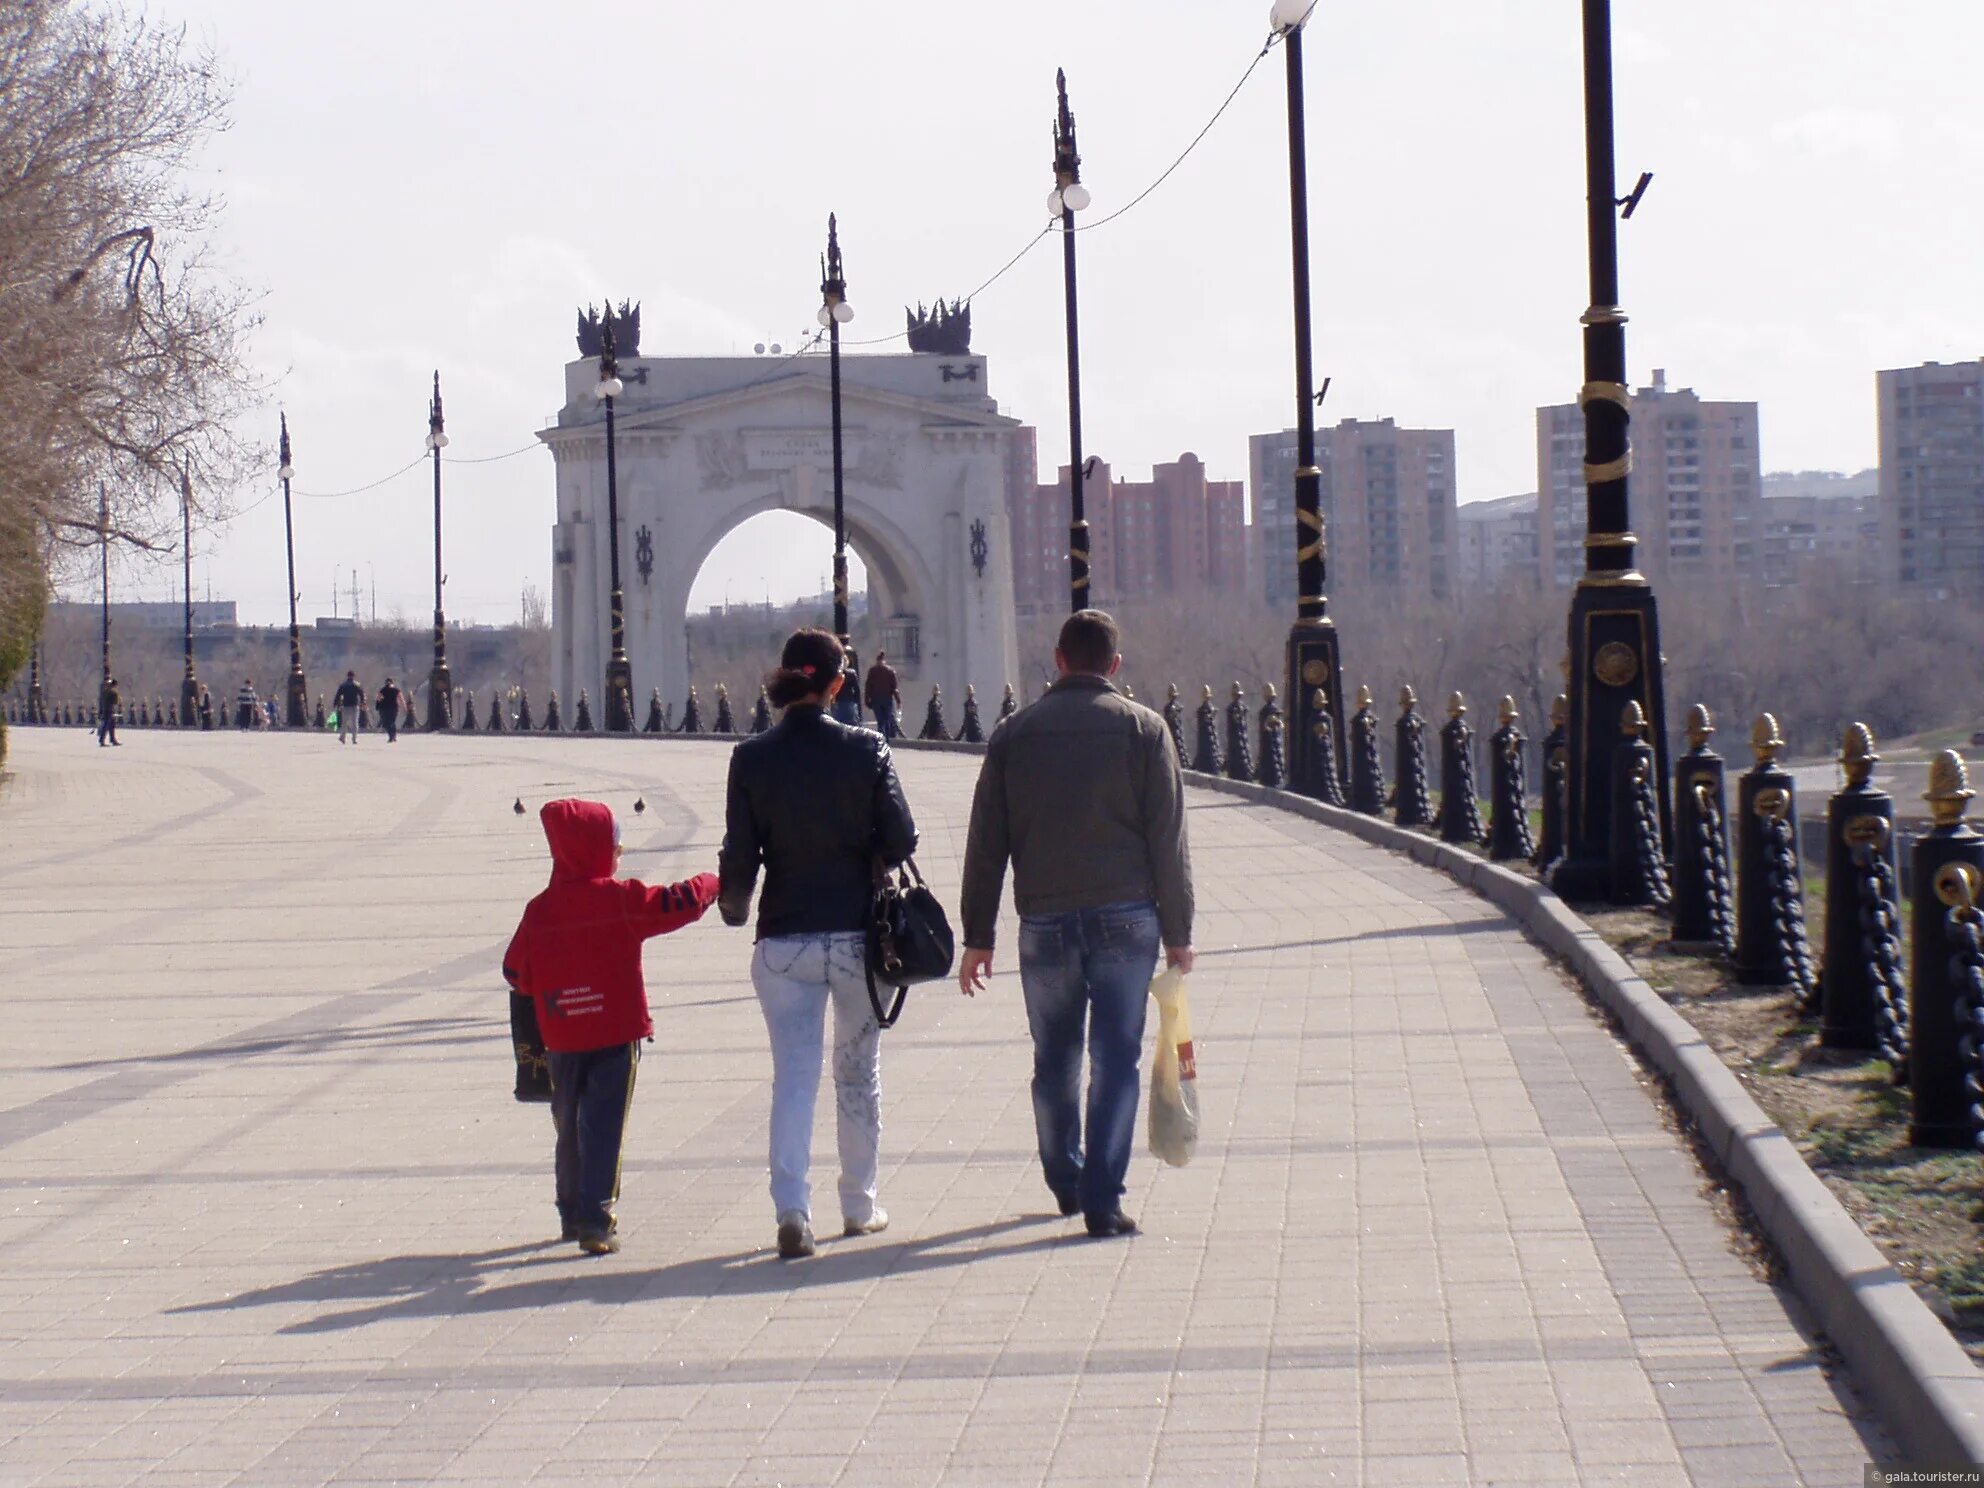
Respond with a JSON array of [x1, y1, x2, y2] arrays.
[[548, 1042, 640, 1234], [1017, 901, 1160, 1220], [872, 700, 900, 739]]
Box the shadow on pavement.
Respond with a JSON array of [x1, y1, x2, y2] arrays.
[[168, 1215, 1072, 1335]]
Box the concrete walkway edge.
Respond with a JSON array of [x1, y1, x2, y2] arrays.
[[1163, 766, 1984, 1466]]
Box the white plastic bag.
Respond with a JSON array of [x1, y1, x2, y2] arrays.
[[1146, 967, 1199, 1167]]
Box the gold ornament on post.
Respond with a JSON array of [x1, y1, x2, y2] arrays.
[[1925, 749, 1974, 829], [1749, 713, 1785, 766], [1839, 723, 1879, 790], [1684, 702, 1714, 751]]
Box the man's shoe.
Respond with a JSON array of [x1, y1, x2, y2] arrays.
[[577, 1228, 620, 1256], [777, 1211, 816, 1259], [1052, 1189, 1080, 1218], [560, 1221, 578, 1242], [1084, 1211, 1139, 1240], [843, 1207, 889, 1238]]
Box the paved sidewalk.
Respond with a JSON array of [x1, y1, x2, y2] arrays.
[[0, 729, 1893, 1485]]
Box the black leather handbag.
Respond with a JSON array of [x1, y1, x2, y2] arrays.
[[865, 858, 956, 1028], [510, 994, 553, 1103]]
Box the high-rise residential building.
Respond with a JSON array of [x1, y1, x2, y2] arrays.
[[1250, 418, 1458, 605], [1535, 371, 1761, 588], [1005, 445, 1245, 613], [1457, 493, 1541, 593], [1755, 470, 1879, 588], [1878, 358, 1984, 592]]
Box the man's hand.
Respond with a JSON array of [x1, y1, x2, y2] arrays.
[[1165, 945, 1195, 974], [959, 948, 994, 997]]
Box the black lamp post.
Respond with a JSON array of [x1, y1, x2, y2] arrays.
[[1270, 0, 1348, 796], [28, 641, 43, 722], [97, 486, 111, 712], [423, 371, 452, 731], [1551, 0, 1671, 901], [179, 469, 198, 725], [278, 414, 307, 727], [595, 319, 633, 731], [1052, 69, 1094, 614], [819, 214, 862, 724]]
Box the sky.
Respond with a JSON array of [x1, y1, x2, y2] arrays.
[[73, 0, 1984, 625]]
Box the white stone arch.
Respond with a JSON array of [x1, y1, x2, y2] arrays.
[[540, 352, 1021, 724]]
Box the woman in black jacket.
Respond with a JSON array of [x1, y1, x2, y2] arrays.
[[719, 628, 918, 1259]]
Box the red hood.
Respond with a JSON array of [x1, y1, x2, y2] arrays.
[[540, 798, 616, 883]]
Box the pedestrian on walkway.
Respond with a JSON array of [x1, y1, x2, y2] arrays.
[[234, 678, 258, 730], [863, 650, 901, 740], [97, 677, 120, 747], [957, 609, 1194, 1239], [333, 672, 363, 745], [503, 799, 719, 1255], [719, 627, 919, 1260], [375, 677, 405, 743]]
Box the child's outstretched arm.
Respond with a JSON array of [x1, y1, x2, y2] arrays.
[[625, 871, 720, 939]]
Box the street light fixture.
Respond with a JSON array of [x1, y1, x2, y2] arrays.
[[1052, 68, 1092, 614], [1551, 0, 1671, 900], [819, 213, 862, 724], [278, 413, 307, 727], [424, 371, 452, 731], [594, 317, 633, 731], [179, 468, 199, 725], [1270, 0, 1348, 798]]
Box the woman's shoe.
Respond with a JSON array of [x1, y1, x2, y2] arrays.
[[777, 1211, 816, 1259], [843, 1207, 889, 1237]]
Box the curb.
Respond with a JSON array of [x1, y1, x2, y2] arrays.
[[1179, 768, 1984, 1465]]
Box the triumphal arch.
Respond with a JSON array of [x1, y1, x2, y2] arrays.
[[538, 307, 1022, 720]]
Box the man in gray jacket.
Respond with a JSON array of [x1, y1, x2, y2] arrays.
[[958, 609, 1194, 1238]]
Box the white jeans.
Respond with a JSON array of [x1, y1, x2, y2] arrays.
[[751, 933, 881, 1223]]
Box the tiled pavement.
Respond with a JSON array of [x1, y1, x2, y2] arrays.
[[0, 728, 1895, 1486]]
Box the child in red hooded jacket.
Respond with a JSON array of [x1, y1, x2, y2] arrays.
[[504, 799, 718, 1254]]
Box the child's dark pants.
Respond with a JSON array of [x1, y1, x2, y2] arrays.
[[548, 1042, 640, 1235]]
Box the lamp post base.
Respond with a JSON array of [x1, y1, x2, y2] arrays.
[[426, 663, 452, 732], [1550, 579, 1671, 904], [605, 657, 633, 733], [285, 671, 309, 730], [1285, 620, 1346, 798]]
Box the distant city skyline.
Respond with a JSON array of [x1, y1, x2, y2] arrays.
[[50, 1, 1982, 625]]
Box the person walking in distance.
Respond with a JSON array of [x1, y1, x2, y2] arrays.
[[863, 649, 901, 740], [375, 676, 405, 743], [333, 671, 364, 746], [97, 676, 120, 747], [957, 609, 1194, 1239], [234, 677, 259, 730], [719, 628, 919, 1260]]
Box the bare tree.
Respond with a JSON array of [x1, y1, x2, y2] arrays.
[[0, 0, 259, 707]]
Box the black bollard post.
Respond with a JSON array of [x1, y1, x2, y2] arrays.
[[1192, 685, 1222, 774], [1820, 724, 1901, 1053], [460, 692, 478, 731], [1349, 685, 1386, 816], [1224, 683, 1254, 783], [1487, 697, 1536, 862], [1608, 701, 1671, 909], [544, 692, 562, 732], [998, 683, 1018, 723], [516, 690, 533, 731], [677, 688, 704, 734], [957, 686, 985, 744], [1392, 686, 1433, 829], [1257, 684, 1288, 790], [714, 684, 737, 736], [750, 687, 772, 734], [1533, 694, 1569, 872], [642, 688, 663, 734], [1911, 750, 1984, 1148], [1162, 685, 1187, 768], [574, 691, 595, 733], [1305, 689, 1347, 807], [487, 690, 506, 732], [1670, 704, 1734, 954], [918, 688, 948, 741], [1732, 714, 1815, 997], [1437, 692, 1486, 846]]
